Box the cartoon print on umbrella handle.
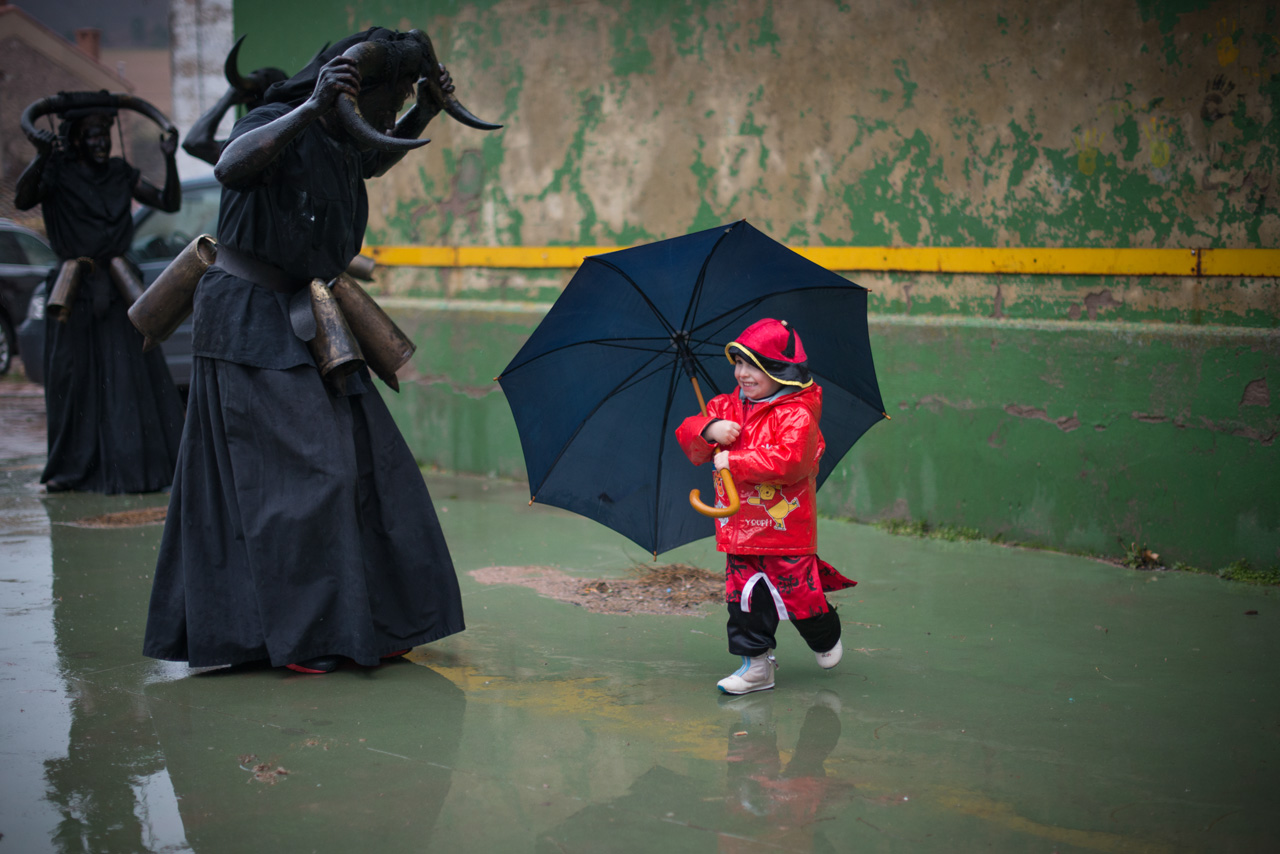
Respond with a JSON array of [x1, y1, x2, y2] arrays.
[[687, 376, 741, 518]]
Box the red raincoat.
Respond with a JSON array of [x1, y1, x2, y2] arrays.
[[677, 383, 857, 618], [676, 384, 826, 555]]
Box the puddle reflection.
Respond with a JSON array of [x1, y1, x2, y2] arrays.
[[144, 664, 466, 850], [41, 492, 192, 853], [12, 482, 469, 852], [719, 690, 851, 851], [0, 480, 70, 853], [536, 690, 852, 852]]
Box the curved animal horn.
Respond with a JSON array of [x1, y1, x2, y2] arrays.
[[21, 91, 176, 146], [20, 96, 63, 145], [224, 35, 249, 91], [409, 29, 503, 131], [115, 95, 178, 135], [333, 40, 431, 152]]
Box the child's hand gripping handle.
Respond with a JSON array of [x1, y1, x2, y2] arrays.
[[689, 464, 740, 517], [686, 376, 741, 517]]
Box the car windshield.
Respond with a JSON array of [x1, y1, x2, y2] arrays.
[[131, 182, 222, 262], [0, 230, 25, 266], [2, 230, 56, 267], [19, 232, 57, 267]]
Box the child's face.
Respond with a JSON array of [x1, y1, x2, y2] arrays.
[[734, 356, 783, 400]]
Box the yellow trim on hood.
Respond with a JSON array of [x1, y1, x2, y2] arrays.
[[724, 342, 814, 388]]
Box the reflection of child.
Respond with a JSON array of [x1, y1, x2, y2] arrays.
[[676, 319, 856, 694], [721, 691, 845, 849]]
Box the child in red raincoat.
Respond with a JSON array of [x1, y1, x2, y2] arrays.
[[676, 318, 856, 694]]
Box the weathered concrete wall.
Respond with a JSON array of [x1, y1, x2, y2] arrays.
[[260, 0, 1280, 250], [839, 318, 1277, 569], [223, 0, 1279, 568], [232, 0, 1279, 320], [170, 0, 234, 180]]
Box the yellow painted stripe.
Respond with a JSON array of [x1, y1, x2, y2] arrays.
[[365, 245, 619, 269], [361, 245, 1280, 277], [797, 246, 1199, 276], [1197, 248, 1280, 277]]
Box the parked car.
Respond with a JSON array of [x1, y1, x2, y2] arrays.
[[0, 218, 58, 375], [18, 175, 222, 391]]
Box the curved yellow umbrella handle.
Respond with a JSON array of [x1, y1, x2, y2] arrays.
[[686, 375, 742, 517], [690, 466, 740, 517]]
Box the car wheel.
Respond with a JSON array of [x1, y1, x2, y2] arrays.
[[0, 313, 14, 376]]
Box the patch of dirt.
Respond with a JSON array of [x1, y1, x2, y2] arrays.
[[69, 507, 168, 528], [471, 563, 722, 616], [238, 754, 289, 785]]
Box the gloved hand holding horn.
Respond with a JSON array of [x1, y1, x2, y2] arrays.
[[332, 29, 502, 152]]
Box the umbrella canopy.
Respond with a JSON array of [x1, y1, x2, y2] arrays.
[[497, 220, 886, 556]]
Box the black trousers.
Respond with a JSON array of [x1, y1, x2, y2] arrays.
[[726, 582, 841, 657]]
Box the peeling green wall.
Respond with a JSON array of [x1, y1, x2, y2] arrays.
[[835, 318, 1278, 570], [233, 1, 1279, 568], [381, 302, 1278, 571], [235, 0, 1279, 322]]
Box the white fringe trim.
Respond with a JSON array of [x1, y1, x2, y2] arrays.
[[740, 572, 790, 621]]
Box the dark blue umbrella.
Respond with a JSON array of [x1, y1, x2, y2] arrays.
[[497, 221, 887, 556]]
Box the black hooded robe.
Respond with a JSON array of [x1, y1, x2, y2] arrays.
[[38, 152, 185, 494], [142, 100, 464, 668]]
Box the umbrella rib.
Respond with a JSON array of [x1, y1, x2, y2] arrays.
[[595, 339, 674, 352], [500, 254, 691, 377], [525, 350, 674, 498], [584, 257, 678, 337], [691, 350, 727, 402], [690, 283, 869, 343], [501, 337, 675, 377], [681, 221, 743, 334], [650, 358, 685, 554]]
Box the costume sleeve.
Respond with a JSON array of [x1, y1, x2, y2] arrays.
[[674, 393, 733, 466], [121, 160, 142, 193], [675, 414, 717, 465], [228, 104, 289, 138], [726, 405, 819, 486], [37, 152, 64, 201], [219, 104, 291, 188]]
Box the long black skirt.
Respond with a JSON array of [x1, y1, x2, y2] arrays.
[[143, 357, 465, 668], [41, 293, 184, 494]]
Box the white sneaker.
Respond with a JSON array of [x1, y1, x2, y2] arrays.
[[717, 653, 777, 694], [815, 639, 843, 670]]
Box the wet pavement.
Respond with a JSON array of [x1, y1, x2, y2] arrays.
[[1, 378, 1278, 852]]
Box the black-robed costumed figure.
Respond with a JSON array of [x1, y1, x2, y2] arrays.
[[181, 35, 288, 166], [143, 27, 496, 673], [14, 100, 185, 494]]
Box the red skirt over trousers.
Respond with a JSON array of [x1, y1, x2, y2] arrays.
[[725, 554, 857, 622]]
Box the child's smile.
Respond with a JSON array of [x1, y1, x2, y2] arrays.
[[734, 356, 783, 400]]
